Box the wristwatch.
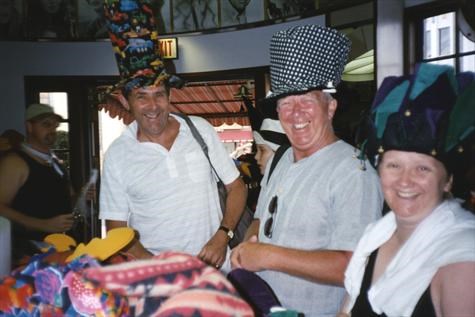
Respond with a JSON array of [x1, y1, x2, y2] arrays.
[[218, 225, 234, 240]]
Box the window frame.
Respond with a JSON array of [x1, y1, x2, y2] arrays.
[[406, 1, 475, 72]]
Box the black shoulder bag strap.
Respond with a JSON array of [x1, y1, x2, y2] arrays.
[[267, 144, 289, 185], [172, 112, 222, 182]]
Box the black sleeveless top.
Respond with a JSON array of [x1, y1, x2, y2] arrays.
[[351, 249, 436, 317], [11, 150, 71, 258]]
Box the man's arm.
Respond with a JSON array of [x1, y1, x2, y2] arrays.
[[198, 177, 247, 267], [231, 240, 352, 286], [243, 219, 259, 241], [0, 153, 74, 232], [221, 177, 247, 232], [106, 220, 153, 259]]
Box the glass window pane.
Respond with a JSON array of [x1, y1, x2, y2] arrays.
[[428, 58, 455, 68], [54, 131, 70, 153], [424, 30, 431, 58], [38, 92, 70, 171], [459, 30, 475, 54], [98, 109, 126, 170], [439, 27, 451, 56], [460, 54, 475, 72], [54, 149, 70, 172], [39, 92, 69, 119], [423, 12, 455, 59]]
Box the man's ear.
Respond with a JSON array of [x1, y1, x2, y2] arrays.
[[328, 99, 338, 120], [118, 93, 130, 111], [444, 174, 454, 193]]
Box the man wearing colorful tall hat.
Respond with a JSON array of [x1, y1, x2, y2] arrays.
[[99, 0, 247, 270], [231, 24, 383, 316], [0, 103, 75, 267]]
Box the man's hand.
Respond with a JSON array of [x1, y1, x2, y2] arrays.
[[123, 238, 154, 260], [198, 230, 228, 268], [105, 220, 153, 260], [42, 213, 75, 233], [230, 235, 265, 271]]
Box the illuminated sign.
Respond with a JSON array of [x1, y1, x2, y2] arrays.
[[159, 38, 178, 59]]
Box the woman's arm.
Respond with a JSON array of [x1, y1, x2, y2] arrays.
[[432, 261, 475, 316]]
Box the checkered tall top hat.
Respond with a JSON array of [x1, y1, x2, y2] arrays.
[[266, 24, 351, 101]]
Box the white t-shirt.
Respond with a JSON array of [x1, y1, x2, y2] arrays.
[[256, 140, 383, 317], [99, 115, 239, 257]]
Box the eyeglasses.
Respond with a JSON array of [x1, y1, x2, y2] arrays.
[[264, 195, 278, 238]]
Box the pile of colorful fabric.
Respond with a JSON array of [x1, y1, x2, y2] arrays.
[[0, 250, 254, 316]]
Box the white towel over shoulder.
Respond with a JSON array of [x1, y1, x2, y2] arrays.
[[344, 199, 475, 317]]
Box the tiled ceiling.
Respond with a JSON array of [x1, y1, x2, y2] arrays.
[[98, 79, 253, 127]]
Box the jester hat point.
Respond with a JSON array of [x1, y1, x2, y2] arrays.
[[360, 63, 475, 173]]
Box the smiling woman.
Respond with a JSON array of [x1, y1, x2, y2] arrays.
[[378, 150, 452, 223], [342, 63, 475, 317]]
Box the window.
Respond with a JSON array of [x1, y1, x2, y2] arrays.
[[424, 30, 431, 58], [416, 8, 475, 72], [438, 26, 450, 56], [39, 92, 71, 172]]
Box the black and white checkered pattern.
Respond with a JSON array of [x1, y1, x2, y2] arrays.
[[266, 24, 351, 100]]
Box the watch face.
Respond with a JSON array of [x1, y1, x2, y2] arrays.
[[228, 230, 234, 239]]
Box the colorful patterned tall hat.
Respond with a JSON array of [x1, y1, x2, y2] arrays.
[[266, 24, 351, 102], [104, 0, 182, 94], [360, 63, 475, 172]]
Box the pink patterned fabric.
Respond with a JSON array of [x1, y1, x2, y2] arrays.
[[84, 251, 254, 316]]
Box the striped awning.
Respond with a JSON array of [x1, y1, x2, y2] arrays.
[[98, 79, 253, 127]]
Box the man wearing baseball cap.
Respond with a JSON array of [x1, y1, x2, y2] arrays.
[[231, 25, 383, 316], [0, 103, 74, 266]]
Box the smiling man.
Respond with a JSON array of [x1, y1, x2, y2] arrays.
[[230, 24, 383, 316], [99, 0, 246, 271]]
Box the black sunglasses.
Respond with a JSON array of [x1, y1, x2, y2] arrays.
[[264, 195, 278, 238]]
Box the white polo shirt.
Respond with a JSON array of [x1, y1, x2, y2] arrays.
[[99, 115, 239, 256]]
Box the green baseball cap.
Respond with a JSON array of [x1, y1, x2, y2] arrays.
[[25, 103, 64, 121]]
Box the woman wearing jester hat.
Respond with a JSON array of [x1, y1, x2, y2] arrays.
[[340, 63, 475, 317]]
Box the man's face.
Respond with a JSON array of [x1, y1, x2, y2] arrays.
[[27, 115, 60, 149], [277, 90, 337, 159], [127, 84, 171, 138]]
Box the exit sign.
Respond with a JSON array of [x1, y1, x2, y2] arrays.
[[159, 38, 178, 59]]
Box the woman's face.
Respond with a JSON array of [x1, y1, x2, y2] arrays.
[[379, 150, 451, 223], [255, 143, 274, 175]]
